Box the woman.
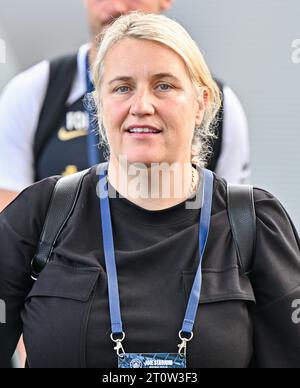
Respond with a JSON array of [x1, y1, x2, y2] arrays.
[[0, 13, 300, 368]]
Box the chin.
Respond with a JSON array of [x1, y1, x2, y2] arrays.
[[126, 153, 163, 167]]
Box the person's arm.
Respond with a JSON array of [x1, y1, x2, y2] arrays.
[[0, 190, 18, 213], [250, 188, 300, 367], [215, 86, 251, 184], [0, 60, 50, 195], [0, 177, 58, 367]]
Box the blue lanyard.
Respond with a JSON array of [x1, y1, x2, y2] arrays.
[[85, 53, 100, 167], [99, 163, 213, 350]]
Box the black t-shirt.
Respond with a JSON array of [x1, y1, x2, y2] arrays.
[[0, 167, 300, 368]]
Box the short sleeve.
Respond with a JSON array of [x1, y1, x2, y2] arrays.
[[0, 177, 57, 366], [215, 86, 251, 184], [0, 61, 49, 192], [250, 188, 300, 367]]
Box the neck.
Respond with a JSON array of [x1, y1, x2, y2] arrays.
[[107, 157, 199, 211]]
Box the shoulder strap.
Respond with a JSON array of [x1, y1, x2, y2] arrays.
[[33, 53, 78, 178], [31, 168, 90, 280], [227, 184, 256, 275]]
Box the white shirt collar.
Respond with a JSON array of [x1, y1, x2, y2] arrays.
[[66, 42, 91, 106]]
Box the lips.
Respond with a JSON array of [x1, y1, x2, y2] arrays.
[[126, 125, 162, 134]]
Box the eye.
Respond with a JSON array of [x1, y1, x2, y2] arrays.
[[157, 83, 173, 92], [115, 86, 130, 94]]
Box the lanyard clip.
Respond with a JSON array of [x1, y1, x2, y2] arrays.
[[178, 339, 188, 357], [111, 332, 126, 357], [114, 340, 125, 357], [178, 331, 194, 357]]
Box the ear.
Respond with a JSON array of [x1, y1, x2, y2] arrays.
[[195, 88, 209, 127], [160, 0, 174, 12]]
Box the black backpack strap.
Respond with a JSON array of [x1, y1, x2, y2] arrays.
[[31, 168, 90, 280], [34, 53, 78, 178], [227, 184, 256, 275]]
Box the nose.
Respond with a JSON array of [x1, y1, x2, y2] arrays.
[[109, 0, 129, 17], [130, 88, 155, 117]]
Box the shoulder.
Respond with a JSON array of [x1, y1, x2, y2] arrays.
[[213, 84, 250, 184], [0, 176, 60, 251], [252, 187, 300, 277], [212, 78, 246, 118], [213, 173, 300, 284], [14, 166, 95, 210], [0, 60, 50, 104], [0, 61, 51, 191], [0, 60, 50, 123], [1, 176, 59, 219], [0, 167, 96, 236], [222, 86, 248, 129], [252, 187, 298, 235], [251, 186, 300, 307], [213, 174, 298, 232], [222, 85, 244, 109]]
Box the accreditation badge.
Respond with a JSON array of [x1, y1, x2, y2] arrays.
[[118, 353, 186, 368]]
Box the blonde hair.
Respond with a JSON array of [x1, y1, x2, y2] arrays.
[[92, 12, 222, 167]]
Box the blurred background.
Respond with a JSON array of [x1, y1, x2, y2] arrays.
[[0, 0, 299, 230]]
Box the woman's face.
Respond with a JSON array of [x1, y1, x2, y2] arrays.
[[100, 38, 205, 166]]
